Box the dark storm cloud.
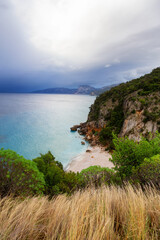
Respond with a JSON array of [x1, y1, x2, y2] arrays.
[[0, 0, 160, 92]]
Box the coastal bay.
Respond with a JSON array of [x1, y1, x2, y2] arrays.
[[0, 94, 95, 166]]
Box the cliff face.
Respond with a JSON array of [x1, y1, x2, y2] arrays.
[[78, 67, 160, 146]]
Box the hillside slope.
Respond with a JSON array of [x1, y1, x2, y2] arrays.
[[78, 67, 160, 146]]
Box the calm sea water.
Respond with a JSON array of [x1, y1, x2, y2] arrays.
[[0, 94, 95, 166]]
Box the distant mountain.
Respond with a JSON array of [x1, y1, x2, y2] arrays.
[[75, 85, 96, 95], [93, 84, 118, 95], [32, 87, 76, 94], [32, 84, 117, 95]]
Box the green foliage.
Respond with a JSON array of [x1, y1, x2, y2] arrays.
[[0, 148, 45, 197], [131, 109, 136, 114], [131, 154, 160, 186], [89, 67, 160, 121], [33, 151, 64, 195], [100, 104, 124, 145], [143, 109, 160, 123], [33, 151, 78, 196], [58, 171, 78, 194], [99, 127, 113, 144], [111, 133, 160, 178], [139, 98, 146, 105], [77, 166, 118, 188]]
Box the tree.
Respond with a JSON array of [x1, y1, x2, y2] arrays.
[[77, 166, 117, 188], [131, 154, 160, 187], [111, 133, 160, 178], [0, 148, 45, 197], [33, 151, 64, 195]]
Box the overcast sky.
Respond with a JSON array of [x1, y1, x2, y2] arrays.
[[0, 0, 160, 92]]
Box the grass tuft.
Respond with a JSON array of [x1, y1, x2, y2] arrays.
[[0, 185, 160, 240]]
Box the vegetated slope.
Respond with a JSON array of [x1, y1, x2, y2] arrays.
[[78, 67, 160, 146], [0, 185, 159, 240]]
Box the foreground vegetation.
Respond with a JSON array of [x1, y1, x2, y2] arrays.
[[0, 133, 160, 239], [1, 133, 160, 197], [0, 185, 159, 240]]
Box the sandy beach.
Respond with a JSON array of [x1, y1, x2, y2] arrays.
[[66, 146, 114, 172]]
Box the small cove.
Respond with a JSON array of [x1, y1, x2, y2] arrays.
[[0, 94, 95, 167]]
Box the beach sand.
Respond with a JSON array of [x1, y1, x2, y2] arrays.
[[66, 146, 114, 172]]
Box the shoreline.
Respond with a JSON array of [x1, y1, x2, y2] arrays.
[[65, 146, 114, 172]]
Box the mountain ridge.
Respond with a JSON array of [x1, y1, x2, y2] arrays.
[[32, 84, 117, 95]]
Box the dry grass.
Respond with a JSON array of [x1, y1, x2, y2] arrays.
[[0, 185, 160, 240]]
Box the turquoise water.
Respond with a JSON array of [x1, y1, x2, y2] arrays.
[[0, 94, 95, 166]]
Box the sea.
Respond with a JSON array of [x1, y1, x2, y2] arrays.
[[0, 94, 95, 167]]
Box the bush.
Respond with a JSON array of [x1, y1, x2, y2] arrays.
[[52, 171, 79, 195], [131, 154, 160, 187], [99, 126, 112, 144], [33, 151, 64, 195], [111, 133, 160, 178], [33, 151, 79, 195], [99, 104, 124, 145], [77, 166, 118, 188], [0, 149, 45, 197]]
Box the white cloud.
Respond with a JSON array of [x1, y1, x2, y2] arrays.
[[10, 0, 160, 70], [105, 64, 111, 68]]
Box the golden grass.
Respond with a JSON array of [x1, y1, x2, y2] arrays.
[[0, 185, 160, 240]]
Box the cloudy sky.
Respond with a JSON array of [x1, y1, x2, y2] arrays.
[[0, 0, 160, 92]]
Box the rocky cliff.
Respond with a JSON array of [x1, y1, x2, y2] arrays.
[[76, 67, 160, 146]]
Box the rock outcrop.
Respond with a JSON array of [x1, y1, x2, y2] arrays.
[[77, 67, 160, 146]]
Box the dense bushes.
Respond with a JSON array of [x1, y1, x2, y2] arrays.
[[89, 67, 160, 121], [111, 133, 160, 178], [131, 154, 160, 186], [0, 149, 45, 197], [33, 151, 78, 196], [0, 149, 79, 197], [33, 151, 64, 195], [0, 133, 160, 198], [99, 104, 124, 145], [77, 166, 119, 188]]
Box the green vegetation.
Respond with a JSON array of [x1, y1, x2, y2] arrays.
[[33, 151, 78, 196], [0, 135, 160, 239], [77, 166, 119, 188], [111, 133, 160, 178], [89, 67, 160, 121], [88, 67, 160, 145], [1, 68, 160, 239], [99, 104, 124, 145], [1, 133, 160, 199], [0, 149, 45, 197], [131, 154, 160, 186]]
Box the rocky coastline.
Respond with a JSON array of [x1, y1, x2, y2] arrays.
[[70, 122, 102, 147]]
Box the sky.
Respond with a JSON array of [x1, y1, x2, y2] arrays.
[[0, 0, 160, 92]]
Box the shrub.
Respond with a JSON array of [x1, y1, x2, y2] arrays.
[[99, 126, 112, 144], [33, 151, 64, 195], [33, 151, 79, 195], [77, 165, 118, 188], [59, 171, 79, 194], [111, 133, 160, 178], [131, 154, 160, 187], [131, 109, 136, 114], [0, 148, 45, 197]]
